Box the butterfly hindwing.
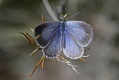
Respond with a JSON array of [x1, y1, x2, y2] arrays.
[[66, 21, 93, 47]]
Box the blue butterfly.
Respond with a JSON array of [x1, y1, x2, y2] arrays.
[[35, 20, 93, 59]]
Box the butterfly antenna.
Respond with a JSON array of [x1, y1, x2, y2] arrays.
[[66, 11, 80, 20], [63, 13, 68, 20]]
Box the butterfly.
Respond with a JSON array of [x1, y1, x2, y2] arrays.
[[35, 20, 93, 59], [21, 14, 93, 77]]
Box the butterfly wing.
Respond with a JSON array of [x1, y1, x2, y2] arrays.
[[63, 29, 84, 59], [35, 21, 60, 47], [35, 21, 62, 58], [66, 21, 93, 47], [43, 26, 62, 58]]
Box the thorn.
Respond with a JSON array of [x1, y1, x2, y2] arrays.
[[26, 32, 35, 41], [82, 55, 90, 58], [29, 48, 39, 56], [20, 32, 40, 47], [41, 14, 45, 23], [29, 56, 45, 77], [58, 55, 79, 73], [31, 28, 34, 33], [72, 67, 79, 73], [80, 58, 86, 61], [59, 55, 68, 62], [40, 56, 45, 70], [35, 35, 40, 39], [56, 57, 60, 61], [20, 32, 31, 41]]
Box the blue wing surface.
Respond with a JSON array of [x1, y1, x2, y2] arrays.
[[66, 21, 93, 47], [63, 29, 84, 59], [43, 26, 62, 58], [35, 21, 60, 47]]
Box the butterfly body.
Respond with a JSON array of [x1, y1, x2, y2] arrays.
[[60, 21, 66, 48], [35, 20, 93, 59]]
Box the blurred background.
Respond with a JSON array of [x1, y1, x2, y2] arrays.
[[0, 0, 119, 80]]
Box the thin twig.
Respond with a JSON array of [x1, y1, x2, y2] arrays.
[[42, 0, 58, 21]]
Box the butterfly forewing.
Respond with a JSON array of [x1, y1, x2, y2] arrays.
[[35, 21, 60, 47], [66, 21, 93, 47]]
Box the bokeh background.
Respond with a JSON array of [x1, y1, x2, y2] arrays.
[[0, 0, 119, 80]]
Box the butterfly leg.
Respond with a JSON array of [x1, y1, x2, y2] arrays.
[[29, 56, 45, 78]]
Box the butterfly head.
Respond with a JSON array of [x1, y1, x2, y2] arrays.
[[59, 13, 68, 22]]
